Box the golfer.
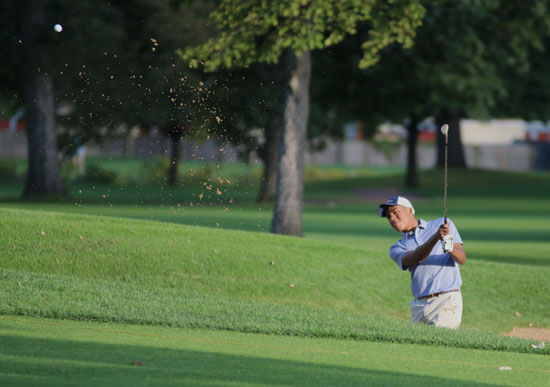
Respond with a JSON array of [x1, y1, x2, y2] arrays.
[[378, 196, 467, 329]]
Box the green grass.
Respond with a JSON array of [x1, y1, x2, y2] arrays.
[[1, 267, 546, 355], [1, 162, 550, 384], [0, 157, 263, 205], [2, 316, 549, 387], [1, 207, 549, 351]]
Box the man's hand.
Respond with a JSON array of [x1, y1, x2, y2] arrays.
[[439, 221, 453, 252], [438, 222, 450, 239]]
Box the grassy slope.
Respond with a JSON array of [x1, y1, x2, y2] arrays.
[[2, 316, 549, 387], [1, 207, 549, 355], [2, 167, 550, 347]]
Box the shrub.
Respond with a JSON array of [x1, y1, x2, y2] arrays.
[[82, 165, 118, 184], [0, 159, 21, 182], [371, 139, 405, 163], [305, 166, 345, 182], [136, 158, 221, 187], [137, 157, 170, 185], [59, 160, 77, 181], [182, 163, 214, 186]]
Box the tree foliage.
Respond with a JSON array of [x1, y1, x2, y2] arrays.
[[310, 0, 550, 177], [183, 0, 425, 70], [1, 0, 220, 190], [182, 0, 426, 236], [52, 0, 215, 158], [495, 37, 550, 121]]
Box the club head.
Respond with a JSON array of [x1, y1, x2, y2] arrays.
[[440, 124, 449, 136]]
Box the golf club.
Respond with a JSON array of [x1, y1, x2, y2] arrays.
[[440, 124, 453, 253], [441, 124, 449, 223]]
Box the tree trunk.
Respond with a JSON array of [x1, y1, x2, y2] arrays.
[[405, 116, 420, 188], [168, 131, 181, 186], [436, 109, 466, 168], [22, 0, 66, 197], [258, 116, 281, 202], [271, 50, 311, 236]]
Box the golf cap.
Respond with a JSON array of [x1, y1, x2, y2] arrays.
[[377, 196, 415, 217]]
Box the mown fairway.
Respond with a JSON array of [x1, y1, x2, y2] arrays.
[[2, 316, 549, 387], [1, 161, 549, 385]]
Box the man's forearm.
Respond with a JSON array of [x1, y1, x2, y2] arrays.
[[401, 235, 439, 267], [450, 243, 467, 265]]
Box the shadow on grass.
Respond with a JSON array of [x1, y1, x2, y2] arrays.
[[307, 217, 550, 244], [305, 216, 550, 267], [0, 181, 260, 206], [0, 334, 500, 387], [466, 253, 550, 267], [3, 198, 549, 268]]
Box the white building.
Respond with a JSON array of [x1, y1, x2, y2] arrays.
[[460, 119, 526, 145]]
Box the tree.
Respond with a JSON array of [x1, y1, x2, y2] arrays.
[[54, 0, 214, 186], [308, 33, 425, 186], [428, 0, 550, 167], [404, 116, 420, 187], [132, 0, 214, 186], [492, 40, 550, 121], [1, 0, 135, 195], [204, 63, 286, 202], [311, 0, 550, 187], [23, 0, 67, 196], [183, 0, 426, 236], [0, 0, 68, 196], [210, 58, 345, 203], [1, 0, 218, 190]]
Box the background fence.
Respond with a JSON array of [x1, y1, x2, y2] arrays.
[[2, 131, 549, 171]]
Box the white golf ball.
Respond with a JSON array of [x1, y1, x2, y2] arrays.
[[440, 124, 449, 135], [53, 24, 63, 33]]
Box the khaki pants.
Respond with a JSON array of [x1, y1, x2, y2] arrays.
[[410, 291, 462, 329]]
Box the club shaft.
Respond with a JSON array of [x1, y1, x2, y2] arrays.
[[444, 134, 448, 223]]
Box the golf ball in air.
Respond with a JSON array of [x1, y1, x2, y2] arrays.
[[53, 24, 63, 33]]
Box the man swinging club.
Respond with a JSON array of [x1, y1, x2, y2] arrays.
[[378, 124, 467, 329]]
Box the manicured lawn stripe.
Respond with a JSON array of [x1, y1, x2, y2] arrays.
[[1, 316, 549, 387], [1, 268, 547, 355], [3, 206, 550, 334]]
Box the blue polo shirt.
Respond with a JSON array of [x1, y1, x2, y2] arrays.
[[389, 218, 463, 299]]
